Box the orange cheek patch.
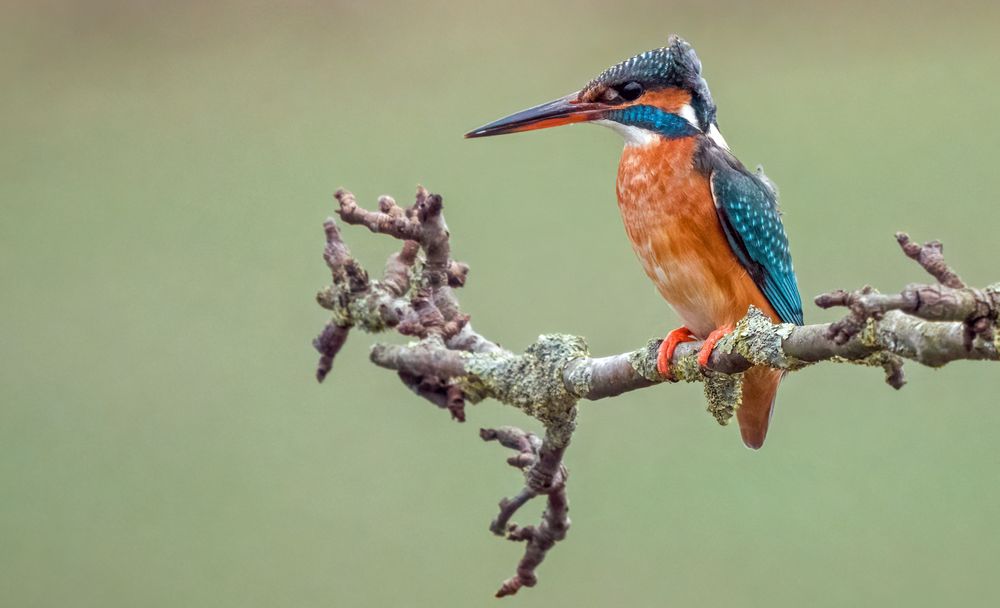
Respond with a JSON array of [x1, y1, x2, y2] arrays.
[[629, 87, 692, 114]]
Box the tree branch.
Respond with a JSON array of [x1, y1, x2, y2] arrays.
[[312, 188, 1000, 597]]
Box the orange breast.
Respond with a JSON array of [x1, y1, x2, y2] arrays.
[[616, 138, 778, 338]]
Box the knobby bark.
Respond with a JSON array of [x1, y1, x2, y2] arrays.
[[312, 188, 999, 597]]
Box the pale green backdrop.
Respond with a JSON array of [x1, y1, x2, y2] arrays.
[[3, 1, 1000, 606]]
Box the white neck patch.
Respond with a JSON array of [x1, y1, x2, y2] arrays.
[[707, 124, 730, 150], [678, 104, 700, 130]]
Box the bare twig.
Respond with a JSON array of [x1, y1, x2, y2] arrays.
[[312, 189, 1000, 597], [815, 234, 999, 350], [896, 232, 965, 288], [312, 321, 349, 382], [480, 427, 569, 598]]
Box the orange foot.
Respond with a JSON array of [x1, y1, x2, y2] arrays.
[[696, 323, 735, 368], [657, 326, 697, 380]]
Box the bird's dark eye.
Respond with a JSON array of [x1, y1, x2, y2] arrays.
[[619, 81, 644, 101]]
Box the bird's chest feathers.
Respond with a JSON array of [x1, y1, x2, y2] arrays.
[[615, 138, 747, 335]]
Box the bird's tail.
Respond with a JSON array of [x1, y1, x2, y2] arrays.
[[737, 366, 783, 449]]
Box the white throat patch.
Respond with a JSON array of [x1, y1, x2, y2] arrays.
[[594, 119, 656, 147]]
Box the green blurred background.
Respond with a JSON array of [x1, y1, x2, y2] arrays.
[[3, 1, 1000, 606]]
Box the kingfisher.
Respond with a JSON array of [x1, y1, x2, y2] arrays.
[[465, 36, 803, 449]]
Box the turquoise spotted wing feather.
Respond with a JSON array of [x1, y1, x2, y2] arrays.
[[710, 165, 804, 325]]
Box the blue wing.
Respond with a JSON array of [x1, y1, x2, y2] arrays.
[[709, 161, 804, 325]]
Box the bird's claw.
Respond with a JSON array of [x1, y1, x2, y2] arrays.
[[657, 326, 697, 381], [696, 324, 735, 369]]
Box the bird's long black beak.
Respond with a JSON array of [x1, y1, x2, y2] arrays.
[[465, 92, 606, 138]]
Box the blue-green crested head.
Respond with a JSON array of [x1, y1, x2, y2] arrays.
[[580, 35, 717, 131]]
